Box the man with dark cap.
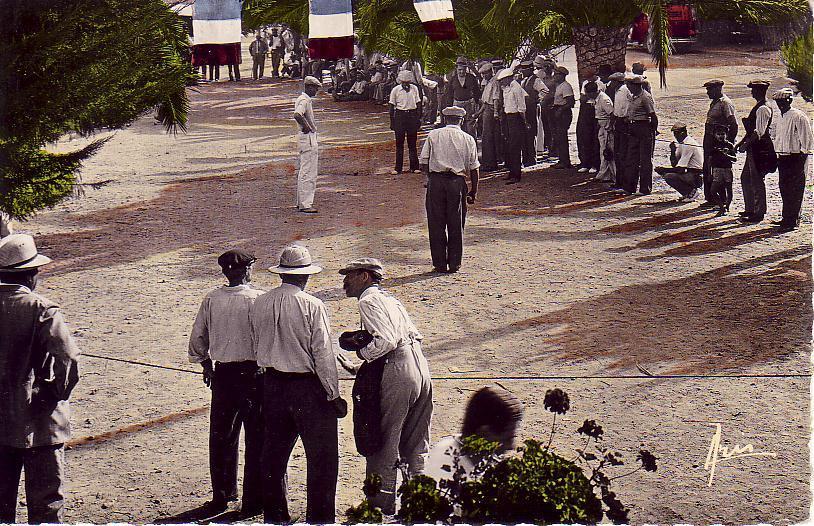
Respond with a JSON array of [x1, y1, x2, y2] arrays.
[[551, 65, 575, 169], [576, 69, 601, 174], [419, 106, 480, 272], [621, 75, 658, 195], [338, 258, 433, 516], [0, 234, 79, 524], [389, 71, 423, 175], [735, 80, 776, 223], [189, 249, 265, 518], [770, 87, 813, 233], [655, 122, 704, 201], [701, 79, 738, 207], [475, 62, 501, 171], [497, 68, 528, 183], [444, 58, 481, 137], [251, 245, 347, 523], [519, 60, 543, 167], [631, 62, 651, 93]]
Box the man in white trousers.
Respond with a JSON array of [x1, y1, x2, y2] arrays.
[[293, 76, 321, 214]]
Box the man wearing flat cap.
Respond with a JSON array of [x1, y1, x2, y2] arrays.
[[655, 123, 704, 201], [551, 65, 575, 169], [735, 80, 776, 223], [474, 62, 502, 172], [497, 67, 528, 182], [188, 249, 265, 517], [0, 234, 80, 524], [294, 76, 322, 214], [443, 58, 480, 137], [420, 105, 480, 273], [338, 259, 433, 515], [631, 62, 651, 93], [250, 245, 347, 523], [620, 74, 658, 195], [770, 87, 814, 233], [389, 70, 423, 174], [701, 79, 738, 207]]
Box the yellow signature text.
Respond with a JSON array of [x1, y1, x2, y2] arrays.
[[704, 423, 777, 486]]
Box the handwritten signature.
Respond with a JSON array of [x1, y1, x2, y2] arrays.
[[703, 423, 777, 486]]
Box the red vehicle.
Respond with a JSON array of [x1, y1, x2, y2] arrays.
[[630, 2, 699, 53]]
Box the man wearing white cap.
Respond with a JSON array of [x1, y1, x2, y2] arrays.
[[420, 106, 480, 273], [655, 123, 704, 201], [497, 67, 527, 184], [250, 245, 347, 523], [771, 87, 813, 233], [389, 71, 423, 174], [293, 76, 322, 214], [0, 234, 80, 524], [338, 258, 433, 515]]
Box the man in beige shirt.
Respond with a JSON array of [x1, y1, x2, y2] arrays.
[[188, 249, 264, 518], [250, 245, 347, 524]]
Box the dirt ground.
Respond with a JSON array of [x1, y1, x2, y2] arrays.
[[9, 43, 812, 524]]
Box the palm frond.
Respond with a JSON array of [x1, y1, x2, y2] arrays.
[[640, 0, 672, 87]]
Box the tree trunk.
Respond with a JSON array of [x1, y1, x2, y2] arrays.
[[572, 26, 630, 83]]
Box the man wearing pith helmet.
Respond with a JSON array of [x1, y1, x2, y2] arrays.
[[419, 105, 480, 273], [0, 234, 80, 524], [250, 244, 348, 523], [338, 258, 432, 516]]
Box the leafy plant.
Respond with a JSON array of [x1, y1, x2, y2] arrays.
[[781, 30, 813, 101]]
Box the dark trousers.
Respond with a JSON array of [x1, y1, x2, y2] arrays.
[[252, 55, 265, 79], [394, 110, 420, 172], [271, 49, 283, 77], [541, 107, 553, 152], [210, 361, 264, 509], [577, 103, 598, 168], [522, 105, 537, 166], [663, 169, 702, 197], [624, 122, 654, 194], [777, 153, 808, 227], [741, 150, 768, 217], [426, 173, 467, 270], [480, 105, 500, 170], [262, 371, 338, 524], [552, 107, 572, 166], [228, 64, 240, 81], [504, 113, 525, 179], [613, 120, 629, 186], [208, 64, 220, 81], [0, 444, 64, 524], [702, 134, 713, 202]]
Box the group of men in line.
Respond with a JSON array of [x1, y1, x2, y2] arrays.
[[247, 28, 291, 81]]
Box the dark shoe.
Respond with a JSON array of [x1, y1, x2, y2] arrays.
[[739, 215, 763, 223], [738, 211, 752, 217], [238, 505, 263, 520], [432, 266, 447, 273], [446, 266, 460, 274], [298, 207, 318, 214], [698, 201, 716, 208], [505, 177, 520, 185], [777, 225, 796, 233], [715, 209, 726, 217], [551, 163, 572, 169], [200, 500, 229, 516], [770, 219, 785, 226]]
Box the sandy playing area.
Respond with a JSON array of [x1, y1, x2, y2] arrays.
[[10, 44, 812, 524]]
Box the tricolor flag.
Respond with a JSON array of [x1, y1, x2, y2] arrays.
[[413, 0, 458, 41], [308, 0, 355, 60], [191, 0, 242, 66]]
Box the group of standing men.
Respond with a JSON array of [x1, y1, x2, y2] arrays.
[[249, 28, 288, 80], [189, 246, 433, 522]]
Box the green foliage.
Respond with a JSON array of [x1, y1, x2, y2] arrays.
[[396, 475, 454, 524], [0, 0, 195, 219], [782, 30, 813, 101], [344, 499, 384, 524]]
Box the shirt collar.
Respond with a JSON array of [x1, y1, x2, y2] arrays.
[[446, 124, 461, 129], [279, 282, 303, 293], [0, 283, 31, 293], [359, 285, 381, 300], [224, 284, 251, 290]]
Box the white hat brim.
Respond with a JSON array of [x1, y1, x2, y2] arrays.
[[2, 254, 52, 271], [267, 264, 323, 275]]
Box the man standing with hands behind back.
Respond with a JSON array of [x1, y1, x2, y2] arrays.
[[294, 76, 322, 214], [420, 106, 480, 274]]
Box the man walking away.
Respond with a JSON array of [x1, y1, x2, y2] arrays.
[[420, 106, 480, 273], [251, 245, 348, 524], [551, 66, 575, 169], [189, 249, 265, 519], [497, 68, 527, 183], [701, 79, 738, 207], [250, 33, 269, 80], [389, 71, 423, 174], [735, 80, 776, 224], [621, 75, 657, 195], [771, 87, 814, 233], [655, 123, 704, 201], [339, 259, 433, 515], [293, 76, 322, 214], [0, 234, 79, 524]]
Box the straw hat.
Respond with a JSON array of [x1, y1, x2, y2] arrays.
[[0, 234, 52, 272], [268, 245, 322, 275]]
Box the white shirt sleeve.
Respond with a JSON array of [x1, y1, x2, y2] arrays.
[[419, 136, 431, 165], [755, 105, 772, 136], [188, 298, 210, 363], [310, 302, 340, 399], [358, 299, 399, 362]]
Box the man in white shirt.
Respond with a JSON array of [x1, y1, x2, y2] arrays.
[[611, 72, 632, 188], [420, 106, 480, 273], [584, 81, 615, 182], [551, 65, 575, 169], [269, 28, 285, 78], [771, 87, 814, 232], [189, 249, 265, 518], [338, 258, 433, 516], [251, 245, 347, 524], [389, 70, 423, 174], [736, 80, 776, 223], [655, 123, 704, 201], [497, 67, 527, 183], [293, 76, 321, 214], [474, 62, 501, 171]]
